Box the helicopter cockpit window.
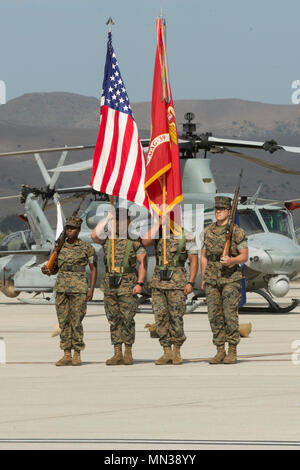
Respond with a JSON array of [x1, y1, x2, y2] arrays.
[[259, 209, 293, 239], [238, 209, 264, 235], [0, 230, 34, 251]]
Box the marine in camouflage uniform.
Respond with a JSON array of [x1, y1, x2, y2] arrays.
[[42, 216, 97, 366], [142, 219, 198, 365], [91, 209, 147, 366], [201, 196, 248, 364]]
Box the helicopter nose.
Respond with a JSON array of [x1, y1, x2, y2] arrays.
[[247, 243, 300, 275], [246, 247, 271, 272], [264, 248, 300, 274]]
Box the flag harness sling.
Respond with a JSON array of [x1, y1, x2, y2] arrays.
[[107, 238, 134, 288], [158, 233, 186, 281]]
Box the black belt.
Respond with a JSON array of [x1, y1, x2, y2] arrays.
[[60, 265, 86, 272], [207, 254, 221, 262]]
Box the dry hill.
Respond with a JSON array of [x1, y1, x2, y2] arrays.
[[0, 92, 299, 228]]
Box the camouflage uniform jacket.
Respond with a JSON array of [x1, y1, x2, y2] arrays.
[[55, 239, 96, 293], [102, 237, 146, 295], [203, 223, 248, 286], [151, 232, 198, 290]]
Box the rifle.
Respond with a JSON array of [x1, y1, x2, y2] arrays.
[[47, 230, 67, 273], [222, 169, 243, 266]]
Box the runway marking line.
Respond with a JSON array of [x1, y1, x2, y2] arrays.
[[0, 438, 299, 447]]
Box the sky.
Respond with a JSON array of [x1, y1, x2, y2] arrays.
[[1, 0, 300, 105]]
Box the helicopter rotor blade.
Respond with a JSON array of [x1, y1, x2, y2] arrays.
[[217, 147, 300, 175], [0, 145, 95, 158], [44, 194, 88, 210], [42, 150, 69, 212], [205, 137, 300, 154], [55, 185, 93, 194], [280, 145, 300, 154], [34, 153, 51, 186], [256, 197, 300, 206], [48, 150, 68, 188], [34, 150, 69, 212], [0, 194, 20, 200], [49, 159, 93, 173]]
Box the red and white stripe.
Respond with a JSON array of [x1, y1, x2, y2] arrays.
[[91, 106, 149, 209]]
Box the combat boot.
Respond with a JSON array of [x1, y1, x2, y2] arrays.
[[155, 346, 173, 365], [224, 344, 237, 364], [72, 350, 82, 366], [106, 344, 124, 366], [209, 345, 226, 364], [172, 344, 183, 365], [56, 349, 72, 367], [123, 344, 134, 365]]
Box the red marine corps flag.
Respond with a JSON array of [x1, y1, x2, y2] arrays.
[[144, 17, 183, 222], [91, 30, 149, 209]]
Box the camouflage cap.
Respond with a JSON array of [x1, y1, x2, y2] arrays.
[[214, 196, 232, 209], [65, 215, 83, 228]]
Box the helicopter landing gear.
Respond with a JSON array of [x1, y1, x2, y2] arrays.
[[239, 289, 299, 313], [18, 292, 55, 305]]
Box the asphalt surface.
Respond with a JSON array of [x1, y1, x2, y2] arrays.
[[0, 283, 299, 450]]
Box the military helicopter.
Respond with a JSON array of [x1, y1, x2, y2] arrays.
[[0, 113, 300, 312], [0, 149, 102, 301]]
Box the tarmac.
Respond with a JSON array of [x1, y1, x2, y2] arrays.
[[0, 283, 300, 451]]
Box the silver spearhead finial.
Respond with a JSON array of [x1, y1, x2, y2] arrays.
[[106, 17, 115, 32]]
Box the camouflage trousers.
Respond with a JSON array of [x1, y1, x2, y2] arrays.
[[152, 288, 186, 347], [206, 282, 241, 346], [55, 292, 87, 351], [104, 290, 138, 345]]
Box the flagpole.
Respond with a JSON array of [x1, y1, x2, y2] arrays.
[[162, 13, 168, 264], [162, 173, 168, 266], [106, 17, 115, 272], [160, 13, 166, 252], [110, 195, 116, 272]]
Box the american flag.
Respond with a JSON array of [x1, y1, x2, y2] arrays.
[[91, 33, 149, 209]]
